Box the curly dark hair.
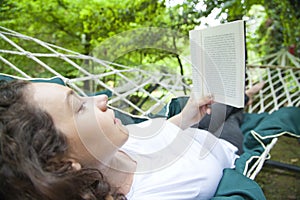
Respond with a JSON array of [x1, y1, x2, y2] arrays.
[[0, 80, 126, 200]]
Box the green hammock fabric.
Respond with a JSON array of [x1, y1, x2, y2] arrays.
[[211, 168, 266, 200], [236, 107, 300, 174]]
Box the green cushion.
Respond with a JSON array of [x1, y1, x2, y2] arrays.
[[212, 168, 266, 200], [0, 73, 66, 85]]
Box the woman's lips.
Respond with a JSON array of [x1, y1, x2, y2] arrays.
[[114, 118, 121, 124]]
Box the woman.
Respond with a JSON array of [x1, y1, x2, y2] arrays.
[[0, 80, 126, 200], [0, 80, 263, 200]]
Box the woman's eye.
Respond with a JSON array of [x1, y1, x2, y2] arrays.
[[78, 102, 86, 113]]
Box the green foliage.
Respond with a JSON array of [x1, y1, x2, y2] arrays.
[[256, 0, 300, 60], [0, 0, 203, 78], [1, 0, 298, 113], [1, 0, 299, 80], [202, 0, 300, 63]]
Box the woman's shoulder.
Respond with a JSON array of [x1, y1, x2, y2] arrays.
[[122, 118, 183, 155], [125, 118, 181, 138]]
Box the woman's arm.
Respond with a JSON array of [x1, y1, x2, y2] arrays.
[[168, 94, 213, 130]]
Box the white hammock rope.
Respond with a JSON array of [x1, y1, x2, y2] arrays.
[[246, 65, 300, 113], [1, 26, 299, 116], [0, 27, 191, 116]]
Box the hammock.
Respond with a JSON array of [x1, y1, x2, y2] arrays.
[[1, 26, 300, 198], [0, 26, 299, 116]]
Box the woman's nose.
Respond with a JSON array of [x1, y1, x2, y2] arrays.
[[95, 94, 108, 111]]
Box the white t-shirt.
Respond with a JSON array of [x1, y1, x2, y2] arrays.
[[121, 118, 239, 200]]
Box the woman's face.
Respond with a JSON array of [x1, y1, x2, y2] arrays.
[[30, 82, 129, 167]]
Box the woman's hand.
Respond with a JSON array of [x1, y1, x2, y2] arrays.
[[168, 94, 214, 130]]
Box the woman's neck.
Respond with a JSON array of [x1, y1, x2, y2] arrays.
[[99, 150, 137, 195]]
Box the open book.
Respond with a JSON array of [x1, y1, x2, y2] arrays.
[[189, 20, 245, 108]]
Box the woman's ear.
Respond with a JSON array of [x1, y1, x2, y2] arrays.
[[105, 195, 114, 200], [71, 161, 82, 171], [65, 158, 82, 171]]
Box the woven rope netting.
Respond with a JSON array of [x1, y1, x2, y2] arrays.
[[0, 26, 299, 116]]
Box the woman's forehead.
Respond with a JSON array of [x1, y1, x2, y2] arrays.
[[31, 82, 69, 97], [32, 82, 68, 91], [30, 82, 71, 108], [30, 82, 75, 125]]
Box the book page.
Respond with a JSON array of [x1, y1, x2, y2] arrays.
[[190, 20, 245, 108], [190, 30, 205, 97]]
